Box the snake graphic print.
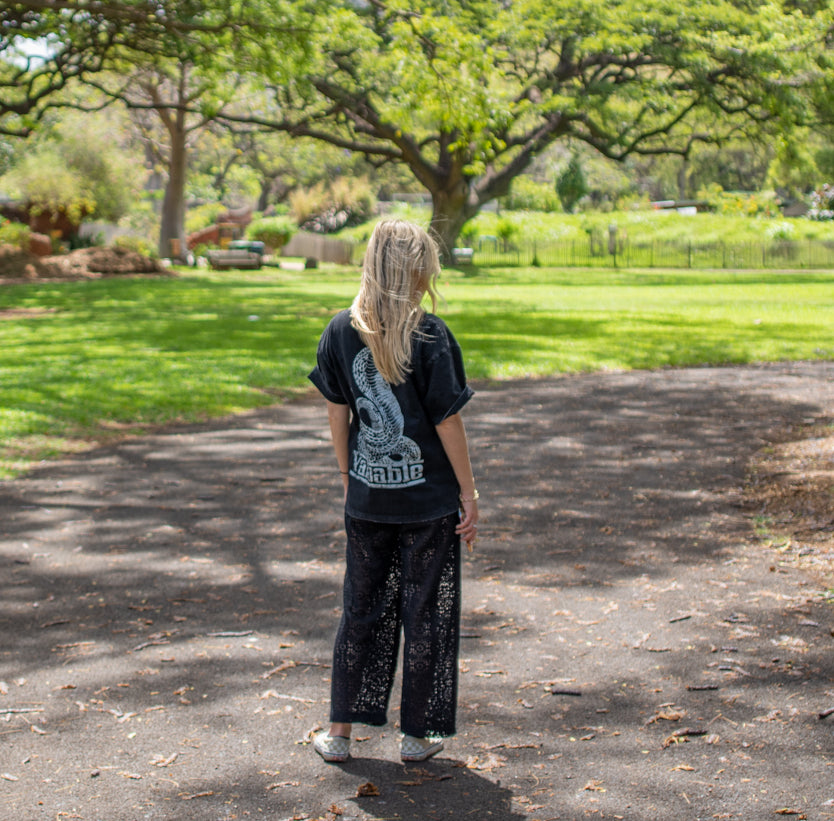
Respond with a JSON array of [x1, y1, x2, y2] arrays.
[[351, 348, 425, 488]]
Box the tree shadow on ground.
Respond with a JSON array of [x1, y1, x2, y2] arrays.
[[1, 361, 833, 819]]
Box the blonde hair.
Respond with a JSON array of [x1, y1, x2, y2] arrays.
[[350, 219, 441, 385]]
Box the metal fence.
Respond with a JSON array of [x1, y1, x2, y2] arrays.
[[460, 238, 834, 269]]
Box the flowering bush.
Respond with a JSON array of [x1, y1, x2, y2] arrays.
[[807, 184, 834, 221], [697, 184, 781, 218], [0, 219, 31, 250]]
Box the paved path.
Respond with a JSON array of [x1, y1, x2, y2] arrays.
[[1, 361, 833, 820]]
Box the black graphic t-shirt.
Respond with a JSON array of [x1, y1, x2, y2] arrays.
[[309, 309, 473, 523]]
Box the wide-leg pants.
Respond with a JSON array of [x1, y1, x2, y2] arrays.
[[329, 512, 461, 738]]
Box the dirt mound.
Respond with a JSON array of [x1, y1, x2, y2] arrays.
[[0, 245, 64, 279], [0, 244, 164, 280]]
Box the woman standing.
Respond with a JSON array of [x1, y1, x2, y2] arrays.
[[308, 219, 479, 763]]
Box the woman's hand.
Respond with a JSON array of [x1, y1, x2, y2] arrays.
[[457, 497, 479, 551]]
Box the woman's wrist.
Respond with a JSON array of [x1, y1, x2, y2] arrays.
[[459, 488, 479, 503]]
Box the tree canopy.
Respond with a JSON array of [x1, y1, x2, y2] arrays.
[[2, 0, 831, 252], [0, 1, 306, 136], [227, 0, 831, 252]]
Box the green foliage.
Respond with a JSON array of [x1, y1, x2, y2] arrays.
[[556, 154, 589, 214], [766, 133, 819, 199], [495, 216, 521, 251], [504, 177, 562, 212], [764, 221, 797, 241], [815, 147, 834, 182], [254, 0, 824, 251], [113, 235, 158, 258], [246, 215, 297, 251], [0, 110, 143, 224], [459, 221, 480, 246], [3, 147, 95, 225], [185, 203, 228, 236], [697, 185, 781, 218], [0, 219, 31, 250], [0, 1, 309, 135]]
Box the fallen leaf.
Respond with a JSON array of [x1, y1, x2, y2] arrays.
[[356, 782, 380, 797], [672, 764, 695, 772], [464, 752, 507, 771], [299, 724, 323, 745], [583, 779, 605, 792], [647, 710, 684, 724]]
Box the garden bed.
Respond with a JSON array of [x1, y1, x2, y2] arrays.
[[0, 244, 164, 281]]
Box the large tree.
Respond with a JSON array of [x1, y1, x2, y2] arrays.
[[228, 0, 829, 254], [106, 59, 240, 258], [1, 1, 313, 257], [0, 1, 249, 136]]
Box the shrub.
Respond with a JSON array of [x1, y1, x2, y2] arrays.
[[495, 216, 520, 251], [290, 177, 376, 234], [113, 235, 158, 258], [0, 220, 31, 250], [556, 154, 589, 214], [765, 221, 796, 241], [504, 177, 562, 212], [807, 184, 834, 221], [697, 184, 781, 218], [186, 203, 227, 235], [246, 215, 297, 251], [459, 221, 479, 246]]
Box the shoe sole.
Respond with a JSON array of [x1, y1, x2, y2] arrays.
[[401, 744, 443, 762], [314, 745, 350, 763]]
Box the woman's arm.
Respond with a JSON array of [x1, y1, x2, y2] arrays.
[[435, 412, 479, 548], [326, 400, 351, 496]]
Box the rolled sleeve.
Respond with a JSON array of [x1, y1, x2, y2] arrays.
[[308, 321, 348, 404], [421, 323, 474, 424]]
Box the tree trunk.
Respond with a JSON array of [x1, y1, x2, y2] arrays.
[[429, 187, 478, 263], [256, 178, 272, 213], [159, 127, 187, 260]]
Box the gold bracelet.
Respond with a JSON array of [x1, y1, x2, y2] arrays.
[[459, 489, 479, 502]]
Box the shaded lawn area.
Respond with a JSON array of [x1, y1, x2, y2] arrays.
[[2, 265, 834, 475]]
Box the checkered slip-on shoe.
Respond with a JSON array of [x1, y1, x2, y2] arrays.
[[400, 735, 444, 762], [313, 732, 351, 763]]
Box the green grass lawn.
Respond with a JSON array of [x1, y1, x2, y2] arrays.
[[1, 265, 833, 476]]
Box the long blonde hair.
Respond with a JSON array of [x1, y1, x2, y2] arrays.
[[350, 219, 441, 385]]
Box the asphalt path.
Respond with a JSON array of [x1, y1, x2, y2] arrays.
[[2, 361, 833, 820]]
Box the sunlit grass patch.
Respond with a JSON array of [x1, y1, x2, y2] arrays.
[[2, 265, 834, 476]]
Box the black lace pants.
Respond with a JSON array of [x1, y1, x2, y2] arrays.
[[330, 513, 461, 738]]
